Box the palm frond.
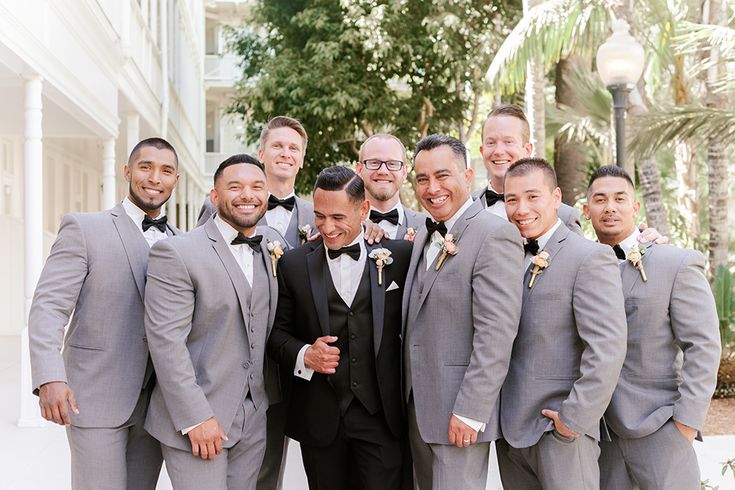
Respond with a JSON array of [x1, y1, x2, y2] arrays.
[[675, 22, 735, 60], [485, 0, 609, 94]]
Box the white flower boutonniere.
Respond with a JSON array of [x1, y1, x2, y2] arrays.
[[368, 248, 393, 286], [404, 227, 417, 242], [528, 251, 550, 288], [266, 240, 285, 277], [627, 244, 648, 282], [435, 234, 458, 271], [298, 224, 313, 244]]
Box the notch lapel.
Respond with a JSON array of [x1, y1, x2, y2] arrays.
[[111, 203, 150, 301], [366, 243, 386, 358], [402, 226, 429, 330], [622, 241, 654, 295], [257, 235, 279, 335], [524, 225, 569, 297], [307, 242, 331, 337]]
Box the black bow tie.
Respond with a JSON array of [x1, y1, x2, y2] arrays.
[[485, 189, 505, 207], [231, 233, 263, 252], [612, 244, 626, 260], [327, 243, 361, 261], [142, 215, 167, 233], [268, 195, 296, 212], [425, 218, 447, 238], [370, 209, 400, 226], [524, 239, 540, 256]]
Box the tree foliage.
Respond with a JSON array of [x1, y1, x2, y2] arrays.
[[228, 0, 521, 193]]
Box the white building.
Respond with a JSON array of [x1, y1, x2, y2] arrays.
[[0, 0, 250, 425]]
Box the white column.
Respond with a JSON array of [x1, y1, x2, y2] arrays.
[[126, 113, 140, 156], [102, 138, 116, 209], [179, 172, 187, 232], [187, 177, 195, 230], [19, 75, 45, 427], [167, 180, 177, 228]]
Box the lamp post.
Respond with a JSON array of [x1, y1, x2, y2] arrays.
[[596, 20, 645, 167]]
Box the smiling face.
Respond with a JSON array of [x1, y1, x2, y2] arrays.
[[211, 163, 268, 234], [479, 115, 533, 192], [124, 145, 179, 217], [356, 137, 407, 203], [584, 175, 640, 246], [414, 145, 473, 223], [313, 188, 369, 250], [258, 126, 305, 183], [504, 168, 561, 240]]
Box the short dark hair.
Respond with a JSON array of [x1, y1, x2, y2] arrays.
[[483, 104, 531, 144], [259, 116, 308, 152], [587, 165, 635, 192], [505, 158, 558, 189], [213, 154, 265, 185], [313, 166, 365, 203], [128, 137, 179, 168], [414, 134, 467, 169]]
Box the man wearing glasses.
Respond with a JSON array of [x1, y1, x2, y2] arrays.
[[357, 134, 427, 240]]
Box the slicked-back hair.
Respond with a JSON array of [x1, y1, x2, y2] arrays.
[[414, 134, 467, 169], [587, 165, 635, 192], [258, 116, 308, 152], [358, 133, 408, 162], [483, 104, 531, 144], [213, 154, 265, 186], [313, 166, 365, 204], [128, 137, 179, 168], [506, 158, 558, 190]]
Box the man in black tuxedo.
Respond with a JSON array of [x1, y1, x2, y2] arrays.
[[268, 166, 411, 490]]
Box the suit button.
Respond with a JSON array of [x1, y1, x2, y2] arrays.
[[250, 374, 254, 379], [251, 342, 256, 349], [250, 327, 255, 333], [142, 336, 147, 343], [242, 362, 249, 368], [352, 381, 358, 387], [351, 357, 357, 363], [348, 312, 354, 317], [350, 334, 356, 340]]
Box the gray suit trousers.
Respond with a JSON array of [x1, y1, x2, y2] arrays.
[[496, 433, 600, 490], [599, 421, 700, 490], [408, 398, 490, 490], [162, 397, 267, 490], [66, 388, 162, 490]]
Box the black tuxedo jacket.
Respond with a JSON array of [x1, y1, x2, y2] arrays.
[[267, 237, 412, 447]]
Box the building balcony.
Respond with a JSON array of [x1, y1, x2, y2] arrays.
[[204, 53, 242, 88]]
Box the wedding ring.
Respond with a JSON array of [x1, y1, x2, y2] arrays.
[[463, 438, 470, 442]]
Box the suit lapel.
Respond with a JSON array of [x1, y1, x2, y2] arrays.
[[523, 225, 569, 302], [256, 233, 279, 335], [366, 242, 386, 358], [111, 203, 150, 301], [403, 226, 429, 329], [622, 241, 654, 295], [307, 241, 331, 336], [205, 219, 252, 333]]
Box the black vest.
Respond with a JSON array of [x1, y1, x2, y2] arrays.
[[326, 262, 381, 415]]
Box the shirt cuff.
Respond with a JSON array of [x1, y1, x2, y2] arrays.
[[454, 414, 486, 433], [294, 344, 315, 380], [182, 420, 205, 435]]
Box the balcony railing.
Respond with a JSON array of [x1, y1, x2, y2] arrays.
[[204, 54, 241, 86]]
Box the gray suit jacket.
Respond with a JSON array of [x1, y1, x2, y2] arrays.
[[606, 243, 721, 439], [403, 198, 524, 444], [396, 207, 428, 240], [473, 187, 582, 235], [143, 218, 280, 451], [500, 226, 628, 448], [29, 203, 179, 427]]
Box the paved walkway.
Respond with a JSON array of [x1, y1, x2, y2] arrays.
[[1, 336, 732, 489]]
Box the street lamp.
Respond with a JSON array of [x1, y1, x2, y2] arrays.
[[596, 20, 645, 167]]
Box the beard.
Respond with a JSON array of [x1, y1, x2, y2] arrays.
[[217, 201, 266, 230], [129, 184, 168, 213]]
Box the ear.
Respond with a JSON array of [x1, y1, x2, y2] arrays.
[[632, 199, 641, 216], [552, 186, 562, 209], [359, 199, 370, 220], [463, 166, 474, 189], [524, 142, 534, 158], [123, 164, 131, 183], [210, 188, 219, 208], [355, 160, 364, 176], [582, 202, 590, 220], [257, 148, 264, 162]]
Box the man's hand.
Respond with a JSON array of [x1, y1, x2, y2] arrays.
[[673, 420, 697, 443], [448, 415, 478, 448], [362, 220, 386, 245], [638, 223, 669, 245], [188, 417, 228, 460], [541, 409, 580, 439], [304, 336, 340, 374], [39, 381, 79, 426]]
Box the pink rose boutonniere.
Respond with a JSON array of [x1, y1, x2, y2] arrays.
[[298, 224, 313, 244], [627, 244, 648, 282], [266, 239, 285, 277], [368, 248, 393, 286], [435, 233, 458, 271], [528, 250, 550, 288], [403, 227, 417, 242]]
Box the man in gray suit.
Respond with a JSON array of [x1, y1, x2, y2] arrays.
[[357, 133, 427, 239], [404, 134, 524, 489], [29, 137, 181, 489], [475, 104, 581, 233], [497, 158, 628, 490], [585, 166, 721, 490], [144, 154, 281, 489]]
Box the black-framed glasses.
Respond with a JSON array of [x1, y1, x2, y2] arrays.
[[361, 159, 404, 171]]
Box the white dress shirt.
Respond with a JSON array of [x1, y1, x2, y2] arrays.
[[482, 185, 509, 221], [294, 235, 366, 381], [524, 218, 563, 270], [122, 197, 168, 247], [371, 202, 405, 240], [425, 197, 474, 270], [617, 228, 641, 262], [265, 192, 295, 238]]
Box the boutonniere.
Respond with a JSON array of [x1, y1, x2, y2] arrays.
[[403, 227, 417, 242], [368, 248, 393, 286], [298, 224, 313, 244], [528, 251, 550, 288], [435, 234, 458, 271], [627, 244, 648, 282], [266, 240, 284, 277]]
